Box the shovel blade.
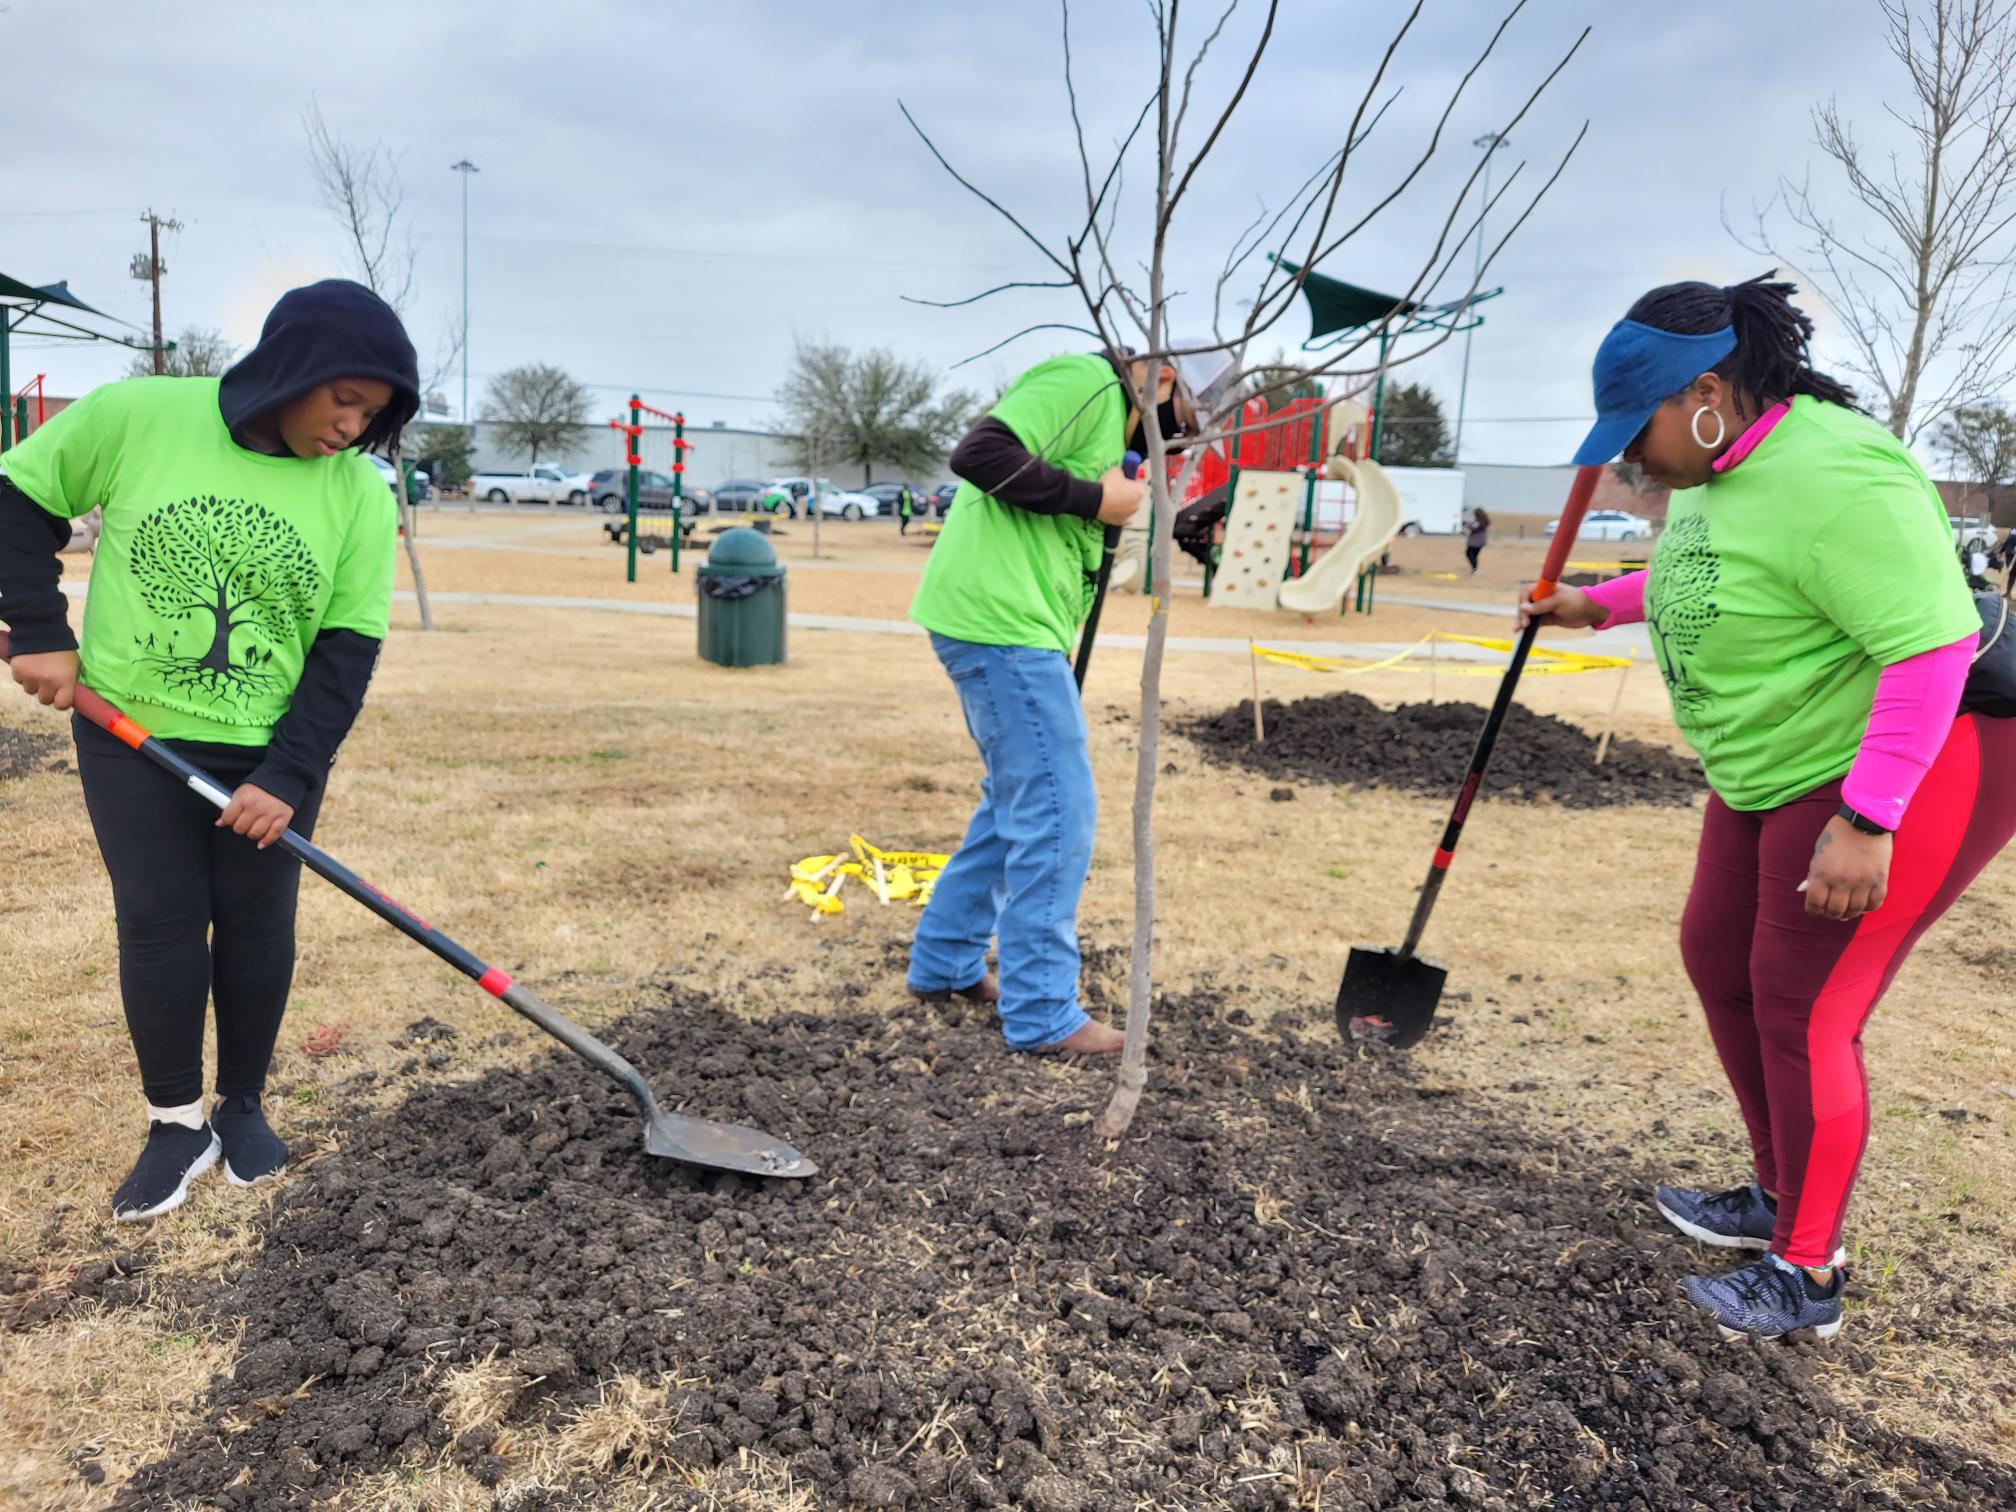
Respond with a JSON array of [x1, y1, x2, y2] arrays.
[[644, 1113, 819, 1180], [1336, 945, 1448, 1050]]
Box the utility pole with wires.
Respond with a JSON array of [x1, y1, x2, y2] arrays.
[[131, 210, 183, 375]]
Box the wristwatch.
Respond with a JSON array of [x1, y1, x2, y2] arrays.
[[1836, 802, 1893, 837]]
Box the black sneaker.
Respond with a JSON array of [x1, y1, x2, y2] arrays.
[[1654, 1181, 1777, 1251], [112, 1121, 221, 1221], [212, 1094, 288, 1187]]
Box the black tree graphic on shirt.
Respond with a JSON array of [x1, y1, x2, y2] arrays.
[[128, 495, 321, 711], [1645, 512, 1721, 713]]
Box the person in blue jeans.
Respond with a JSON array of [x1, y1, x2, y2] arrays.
[[905, 345, 1224, 1051]]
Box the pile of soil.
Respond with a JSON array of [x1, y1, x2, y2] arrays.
[[0, 724, 65, 783], [109, 986, 2010, 1510], [1179, 691, 1703, 808]]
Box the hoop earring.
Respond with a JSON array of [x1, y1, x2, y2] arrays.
[[1691, 405, 1727, 450]]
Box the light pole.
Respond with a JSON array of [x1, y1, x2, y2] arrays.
[[1451, 132, 1506, 465], [451, 159, 479, 435]]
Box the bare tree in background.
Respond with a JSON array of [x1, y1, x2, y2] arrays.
[[484, 363, 593, 475], [1733, 0, 2016, 442], [303, 100, 463, 629], [904, 0, 1586, 1136], [124, 326, 235, 379], [776, 341, 979, 483]]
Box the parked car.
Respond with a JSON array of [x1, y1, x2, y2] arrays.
[[366, 453, 431, 501], [468, 466, 587, 505], [759, 476, 883, 521], [710, 478, 771, 513], [927, 482, 959, 516], [1546, 508, 1655, 543], [590, 467, 705, 513]]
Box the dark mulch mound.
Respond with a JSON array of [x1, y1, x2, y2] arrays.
[[0, 724, 66, 783], [103, 985, 2010, 1510], [1179, 691, 1703, 808]]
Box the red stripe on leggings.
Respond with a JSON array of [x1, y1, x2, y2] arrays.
[[1786, 718, 1981, 1265]]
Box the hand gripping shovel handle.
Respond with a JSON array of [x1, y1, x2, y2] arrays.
[[0, 633, 816, 1178], [1072, 450, 1142, 691], [1393, 464, 1601, 958]]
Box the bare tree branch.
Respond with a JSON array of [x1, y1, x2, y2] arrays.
[[1735, 0, 2016, 439]]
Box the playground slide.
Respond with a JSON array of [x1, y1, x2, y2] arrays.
[[1274, 455, 1404, 614]]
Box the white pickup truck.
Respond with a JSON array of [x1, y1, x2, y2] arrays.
[[467, 464, 591, 506]]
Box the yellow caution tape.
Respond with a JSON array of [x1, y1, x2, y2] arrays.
[[783, 837, 953, 918], [1251, 631, 1630, 679]]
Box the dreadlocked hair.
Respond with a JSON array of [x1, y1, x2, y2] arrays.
[[1624, 272, 1860, 421]]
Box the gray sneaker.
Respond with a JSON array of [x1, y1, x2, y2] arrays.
[[1683, 1252, 1846, 1341], [1654, 1181, 1776, 1251]]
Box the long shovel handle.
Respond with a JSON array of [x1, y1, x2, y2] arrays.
[[1396, 465, 1600, 959], [0, 632, 666, 1119], [1072, 450, 1142, 691]]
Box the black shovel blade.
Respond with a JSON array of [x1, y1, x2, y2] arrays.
[[1335, 945, 1448, 1050], [644, 1113, 819, 1180]]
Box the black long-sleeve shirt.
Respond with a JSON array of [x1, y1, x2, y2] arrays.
[[0, 476, 378, 810], [948, 418, 1106, 522]]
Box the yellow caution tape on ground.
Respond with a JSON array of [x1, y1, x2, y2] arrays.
[[1251, 631, 1630, 679], [783, 837, 952, 918]]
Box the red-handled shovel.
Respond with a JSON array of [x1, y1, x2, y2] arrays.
[[0, 632, 816, 1180], [1335, 465, 1600, 1049]]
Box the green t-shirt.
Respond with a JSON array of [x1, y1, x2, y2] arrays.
[[1, 376, 396, 745], [909, 353, 1123, 653], [1644, 396, 1979, 810]]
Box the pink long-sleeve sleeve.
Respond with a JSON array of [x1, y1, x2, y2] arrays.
[[1581, 570, 1646, 629], [1840, 634, 1976, 829]]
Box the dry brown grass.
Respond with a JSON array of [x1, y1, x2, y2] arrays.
[[2, 512, 2010, 1508]]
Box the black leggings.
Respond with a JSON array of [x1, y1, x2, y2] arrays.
[[1465, 544, 1483, 571], [74, 716, 324, 1105]]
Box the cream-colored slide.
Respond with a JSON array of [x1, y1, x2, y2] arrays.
[[1274, 455, 1404, 614]]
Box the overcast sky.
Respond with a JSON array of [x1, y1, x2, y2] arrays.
[[6, 1, 1902, 467]]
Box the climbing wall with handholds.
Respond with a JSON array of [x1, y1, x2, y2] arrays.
[[1208, 469, 1303, 609]]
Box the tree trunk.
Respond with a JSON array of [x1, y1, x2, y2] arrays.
[[392, 441, 435, 632], [1093, 413, 1173, 1140], [202, 588, 233, 674]]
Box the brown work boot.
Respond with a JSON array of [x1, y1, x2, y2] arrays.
[[1040, 1019, 1124, 1055], [912, 971, 1000, 1006]]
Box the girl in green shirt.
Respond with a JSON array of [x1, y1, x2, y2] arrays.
[[0, 279, 419, 1221]]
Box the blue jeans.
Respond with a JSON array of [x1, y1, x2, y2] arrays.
[[909, 633, 1095, 1049]]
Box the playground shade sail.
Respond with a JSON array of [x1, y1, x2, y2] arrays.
[[1272, 257, 1421, 341]]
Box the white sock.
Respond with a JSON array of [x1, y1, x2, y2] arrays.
[[145, 1099, 206, 1131]]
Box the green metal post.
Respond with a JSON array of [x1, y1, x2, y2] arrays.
[[670, 411, 684, 574], [1367, 329, 1391, 463], [0, 315, 12, 452], [625, 394, 641, 584]]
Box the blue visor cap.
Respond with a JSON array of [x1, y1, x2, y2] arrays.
[[1571, 319, 1737, 466]]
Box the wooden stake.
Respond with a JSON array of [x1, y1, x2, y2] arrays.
[[1594, 653, 1634, 765], [1248, 638, 1265, 743]]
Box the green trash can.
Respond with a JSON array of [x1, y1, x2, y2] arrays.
[[696, 527, 787, 667]]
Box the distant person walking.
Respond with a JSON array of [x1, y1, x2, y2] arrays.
[[1464, 505, 1490, 575], [898, 484, 914, 536]]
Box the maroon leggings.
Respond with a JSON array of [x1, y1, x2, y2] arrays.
[[1680, 715, 2016, 1267]]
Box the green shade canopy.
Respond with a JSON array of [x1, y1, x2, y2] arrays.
[[1271, 256, 1423, 341], [1270, 255, 1499, 349], [0, 274, 110, 317]]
